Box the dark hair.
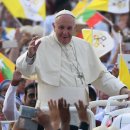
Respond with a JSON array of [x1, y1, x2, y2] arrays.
[[24, 82, 37, 95], [88, 85, 97, 101]]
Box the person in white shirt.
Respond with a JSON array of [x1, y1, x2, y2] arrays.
[[3, 70, 37, 120]]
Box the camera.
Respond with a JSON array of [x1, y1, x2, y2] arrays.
[[17, 105, 38, 130], [19, 105, 37, 118]]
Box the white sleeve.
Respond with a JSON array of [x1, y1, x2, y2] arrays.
[[16, 51, 36, 77], [92, 71, 125, 96], [2, 84, 20, 120]]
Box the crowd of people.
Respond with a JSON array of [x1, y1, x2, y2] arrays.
[[0, 0, 130, 130]]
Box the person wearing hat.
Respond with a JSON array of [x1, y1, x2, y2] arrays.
[[16, 9, 130, 117]]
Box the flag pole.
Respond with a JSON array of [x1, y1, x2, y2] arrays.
[[13, 17, 23, 27], [118, 31, 122, 54]]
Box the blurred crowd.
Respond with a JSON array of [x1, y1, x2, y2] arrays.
[[0, 0, 130, 130]]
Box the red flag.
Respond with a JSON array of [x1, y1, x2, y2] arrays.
[[86, 12, 104, 28], [0, 71, 4, 82]]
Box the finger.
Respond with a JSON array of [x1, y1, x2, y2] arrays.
[[48, 100, 52, 110], [31, 117, 38, 123], [74, 102, 79, 110], [79, 100, 86, 109], [53, 100, 57, 108], [32, 36, 39, 40], [64, 99, 67, 107], [58, 98, 63, 109], [35, 39, 41, 46]]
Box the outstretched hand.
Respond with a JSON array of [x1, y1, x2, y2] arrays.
[[48, 99, 60, 130], [32, 108, 53, 130], [27, 36, 41, 58], [74, 100, 89, 124], [11, 70, 22, 86], [58, 98, 70, 125]]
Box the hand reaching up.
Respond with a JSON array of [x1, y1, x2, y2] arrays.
[[58, 98, 70, 130], [74, 100, 89, 124], [27, 36, 41, 58], [32, 108, 53, 130], [48, 99, 60, 130]]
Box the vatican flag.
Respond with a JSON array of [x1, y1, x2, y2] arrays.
[[82, 29, 114, 57], [119, 54, 130, 89], [71, 0, 88, 17], [2, 0, 46, 21], [86, 0, 129, 14]]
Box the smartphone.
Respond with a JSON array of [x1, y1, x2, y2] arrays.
[[19, 105, 37, 118]]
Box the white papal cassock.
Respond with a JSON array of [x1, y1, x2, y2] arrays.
[[16, 32, 125, 108]]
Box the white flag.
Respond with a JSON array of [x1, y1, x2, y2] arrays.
[[82, 29, 114, 57], [86, 0, 129, 14], [3, 0, 46, 21], [19, 0, 45, 21]]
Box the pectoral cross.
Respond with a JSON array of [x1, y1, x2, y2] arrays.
[[77, 72, 84, 84]]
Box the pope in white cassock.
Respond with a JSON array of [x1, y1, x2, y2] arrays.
[[16, 10, 130, 108]]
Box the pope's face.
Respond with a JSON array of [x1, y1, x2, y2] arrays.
[[53, 14, 75, 45]]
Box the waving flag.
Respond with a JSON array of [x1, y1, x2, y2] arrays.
[[72, 0, 87, 17], [86, 0, 129, 14], [119, 54, 130, 89], [2, 0, 46, 21], [82, 29, 114, 57], [0, 53, 15, 81], [77, 10, 104, 27]]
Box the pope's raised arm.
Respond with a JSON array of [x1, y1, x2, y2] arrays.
[[27, 36, 41, 58]]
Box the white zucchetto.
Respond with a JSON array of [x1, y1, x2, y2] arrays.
[[55, 9, 75, 19]]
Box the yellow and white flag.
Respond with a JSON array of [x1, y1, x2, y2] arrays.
[[82, 29, 114, 57], [71, 0, 88, 17], [86, 0, 129, 14], [119, 54, 130, 89], [2, 0, 46, 21]]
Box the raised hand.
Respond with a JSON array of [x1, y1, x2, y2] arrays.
[[58, 98, 70, 130], [48, 99, 60, 130], [11, 70, 22, 86], [32, 108, 53, 130], [74, 100, 89, 124], [111, 63, 119, 77], [27, 36, 41, 58]]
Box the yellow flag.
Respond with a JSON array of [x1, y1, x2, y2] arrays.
[[71, 0, 87, 17], [0, 53, 15, 73], [119, 54, 130, 89], [82, 29, 93, 44], [86, 0, 129, 14], [2, 0, 46, 21], [86, 0, 108, 11]]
